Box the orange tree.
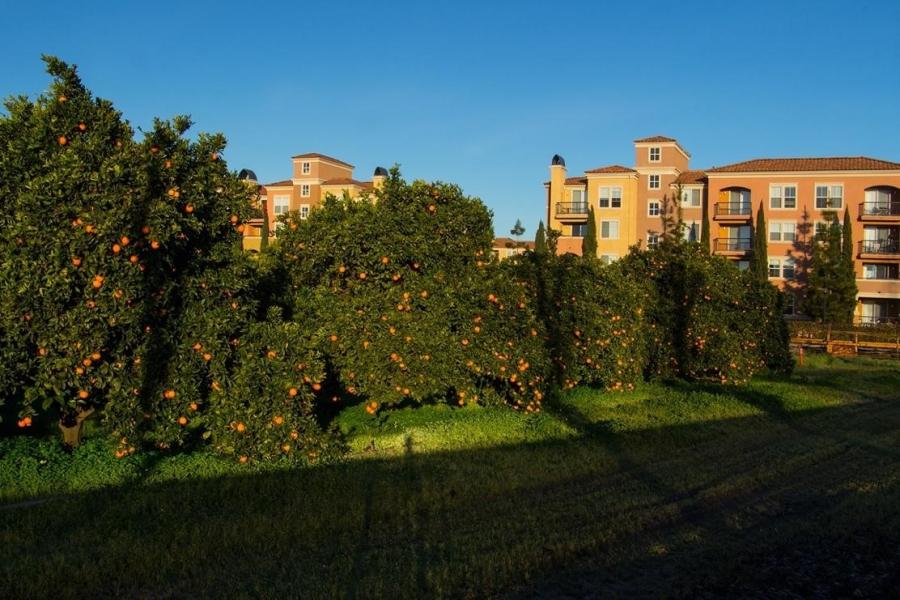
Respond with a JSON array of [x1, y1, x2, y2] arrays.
[[271, 171, 550, 412], [0, 57, 271, 449], [616, 238, 792, 383]]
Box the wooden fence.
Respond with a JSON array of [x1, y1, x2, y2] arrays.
[[789, 322, 900, 356]]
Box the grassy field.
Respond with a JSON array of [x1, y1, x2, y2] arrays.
[[1, 354, 899, 598]]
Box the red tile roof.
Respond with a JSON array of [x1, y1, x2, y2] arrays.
[[263, 179, 293, 187], [322, 177, 366, 186], [585, 164, 636, 174], [291, 153, 354, 168], [673, 170, 708, 184], [634, 136, 677, 143], [564, 176, 588, 185], [493, 237, 535, 249], [708, 156, 900, 173]]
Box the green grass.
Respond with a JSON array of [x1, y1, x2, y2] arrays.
[[1, 354, 899, 598]]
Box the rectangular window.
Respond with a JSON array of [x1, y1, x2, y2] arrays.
[[301, 184, 311, 197], [648, 201, 661, 216], [768, 258, 781, 278], [816, 184, 843, 210], [600, 254, 618, 265], [682, 188, 701, 207], [647, 232, 660, 247], [782, 257, 795, 279], [571, 189, 585, 204], [863, 263, 898, 279], [770, 185, 797, 209], [571, 223, 587, 237], [648, 175, 660, 189], [600, 220, 619, 239], [300, 204, 310, 220], [783, 293, 795, 315], [683, 221, 700, 242], [273, 195, 290, 216], [737, 260, 750, 271], [769, 222, 796, 242], [649, 147, 661, 162], [599, 187, 622, 208], [301, 161, 311, 174]]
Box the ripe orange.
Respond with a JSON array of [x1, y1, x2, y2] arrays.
[[461, 338, 469, 346], [236, 224, 245, 233], [150, 240, 160, 250], [37, 347, 48, 356], [112, 243, 121, 254], [82, 358, 92, 367], [129, 255, 139, 264], [78, 122, 87, 131], [75, 367, 84, 375], [120, 236, 130, 246], [266, 350, 277, 359], [150, 146, 159, 154], [381, 256, 389, 264], [57, 135, 68, 146], [358, 272, 367, 280], [230, 215, 239, 224], [71, 257, 82, 267], [311, 382, 322, 392], [185, 204, 194, 214], [211, 152, 219, 161], [164, 159, 172, 169], [164, 389, 177, 399], [235, 422, 246, 433], [329, 334, 338, 343], [91, 352, 101, 361], [177, 416, 188, 426], [290, 430, 299, 440], [338, 265, 346, 273], [420, 290, 429, 299], [192, 342, 202, 351], [288, 387, 298, 397], [78, 390, 89, 400], [239, 455, 249, 464], [58, 94, 67, 102], [203, 353, 212, 362], [273, 415, 284, 426], [189, 402, 198, 411], [92, 275, 104, 288]]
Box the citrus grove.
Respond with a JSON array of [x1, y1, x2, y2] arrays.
[[0, 58, 791, 462]]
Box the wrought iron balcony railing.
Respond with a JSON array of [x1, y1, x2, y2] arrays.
[[714, 202, 752, 217], [859, 201, 900, 217], [859, 239, 900, 254], [714, 238, 752, 252], [555, 202, 589, 216]]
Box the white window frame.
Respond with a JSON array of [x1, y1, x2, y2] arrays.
[[683, 221, 700, 242], [571, 223, 587, 237], [648, 200, 661, 216], [649, 147, 661, 162], [768, 257, 795, 279], [648, 175, 660, 190], [680, 188, 702, 208], [769, 184, 797, 210], [815, 183, 843, 210], [273, 195, 290, 217], [600, 254, 618, 265], [598, 186, 622, 209], [600, 220, 619, 240], [769, 222, 796, 243], [863, 263, 898, 280], [301, 184, 311, 197], [301, 161, 311, 174], [299, 204, 310, 220], [647, 232, 660, 247], [571, 189, 585, 204]]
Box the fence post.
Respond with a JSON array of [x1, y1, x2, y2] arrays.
[[798, 346, 804, 367]]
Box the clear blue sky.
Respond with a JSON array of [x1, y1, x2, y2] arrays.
[[2, 0, 899, 236]]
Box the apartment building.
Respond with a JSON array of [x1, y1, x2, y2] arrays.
[[544, 137, 900, 324], [240, 153, 387, 251], [492, 237, 535, 260]]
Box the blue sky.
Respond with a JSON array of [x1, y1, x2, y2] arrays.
[[2, 0, 899, 236]]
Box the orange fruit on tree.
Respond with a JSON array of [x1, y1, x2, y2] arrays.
[[78, 390, 89, 400], [203, 353, 212, 362], [92, 275, 104, 288], [230, 215, 239, 224], [150, 146, 159, 154], [120, 236, 130, 246], [381, 256, 389, 264], [267, 350, 277, 359], [129, 255, 139, 264], [91, 352, 101, 360], [239, 455, 248, 464], [164, 389, 177, 399], [164, 159, 172, 169], [235, 422, 246, 433], [141, 226, 151, 235], [189, 402, 198, 411], [358, 272, 367, 280], [311, 382, 322, 392], [78, 122, 87, 131], [112, 243, 121, 254], [177, 416, 188, 426], [71, 257, 82, 267], [338, 265, 346, 273], [57, 135, 68, 146], [236, 224, 245, 233], [290, 430, 299, 440], [150, 240, 160, 250], [288, 387, 298, 397], [273, 415, 284, 426], [329, 334, 338, 343]]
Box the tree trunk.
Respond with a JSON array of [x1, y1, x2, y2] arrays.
[[59, 407, 95, 448]]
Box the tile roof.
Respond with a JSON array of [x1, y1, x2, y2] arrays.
[[493, 237, 535, 249], [634, 136, 677, 143], [564, 176, 588, 185], [263, 179, 293, 187], [707, 156, 900, 173], [322, 177, 367, 186], [585, 164, 637, 174], [673, 170, 708, 184], [291, 153, 354, 168]]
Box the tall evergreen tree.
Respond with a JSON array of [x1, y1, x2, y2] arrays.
[[700, 193, 711, 251], [841, 207, 853, 266], [582, 206, 598, 258], [750, 204, 768, 281], [806, 213, 857, 323], [534, 220, 547, 255]]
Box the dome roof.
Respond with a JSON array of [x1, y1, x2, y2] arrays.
[[551, 154, 566, 167], [238, 168, 258, 181], [373, 166, 389, 177]]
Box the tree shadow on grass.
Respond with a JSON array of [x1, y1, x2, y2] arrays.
[[1, 399, 899, 599]]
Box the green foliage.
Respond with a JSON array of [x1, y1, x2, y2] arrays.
[[582, 206, 598, 258], [273, 172, 550, 412], [750, 205, 768, 282], [806, 213, 857, 323], [534, 221, 547, 256], [700, 195, 711, 250]]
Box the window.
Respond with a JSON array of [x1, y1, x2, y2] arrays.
[[301, 161, 311, 174], [571, 223, 587, 237], [815, 219, 841, 240], [783, 293, 795, 316], [815, 184, 843, 209], [769, 222, 796, 242], [599, 187, 622, 208], [648, 175, 660, 189], [864, 263, 898, 279], [600, 254, 618, 265], [301, 184, 311, 197], [649, 147, 661, 162], [737, 260, 750, 271], [768, 257, 795, 279], [571, 189, 585, 204], [681, 188, 701, 207], [770, 185, 797, 209], [648, 201, 661, 216], [300, 204, 310, 220], [273, 195, 290, 216], [647, 232, 660, 247], [600, 220, 619, 239], [683, 221, 700, 242]]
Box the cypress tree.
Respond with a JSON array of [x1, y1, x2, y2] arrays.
[[807, 213, 857, 323], [259, 190, 269, 251], [841, 207, 853, 266], [750, 204, 768, 281], [582, 207, 598, 258], [534, 220, 547, 255], [700, 193, 710, 251]]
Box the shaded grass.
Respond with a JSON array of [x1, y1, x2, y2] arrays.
[[1, 355, 898, 598]]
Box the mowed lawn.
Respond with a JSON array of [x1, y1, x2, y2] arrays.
[[1, 354, 899, 598]]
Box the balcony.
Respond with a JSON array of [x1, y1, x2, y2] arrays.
[[555, 202, 589, 222], [859, 239, 900, 258], [714, 202, 752, 221], [859, 201, 900, 220], [714, 237, 751, 254], [857, 315, 899, 326]]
